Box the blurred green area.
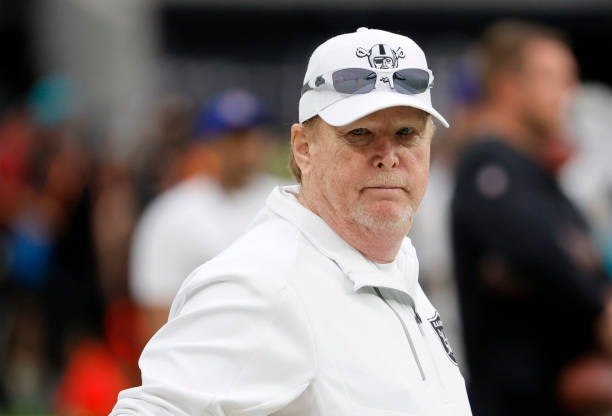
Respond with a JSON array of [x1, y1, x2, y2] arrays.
[[264, 134, 294, 181], [0, 401, 51, 416]]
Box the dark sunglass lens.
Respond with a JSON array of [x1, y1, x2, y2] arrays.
[[332, 68, 377, 94], [393, 69, 430, 94]]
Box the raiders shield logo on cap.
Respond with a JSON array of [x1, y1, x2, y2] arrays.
[[356, 44, 405, 69]]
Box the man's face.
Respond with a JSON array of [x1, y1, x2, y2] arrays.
[[301, 106, 432, 235], [215, 128, 269, 189], [517, 38, 577, 136]]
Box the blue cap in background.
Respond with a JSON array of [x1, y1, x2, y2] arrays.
[[192, 88, 267, 140]]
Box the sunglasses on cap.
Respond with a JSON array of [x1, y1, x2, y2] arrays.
[[301, 67, 434, 97]]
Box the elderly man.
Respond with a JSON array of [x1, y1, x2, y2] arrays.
[[112, 28, 472, 415]]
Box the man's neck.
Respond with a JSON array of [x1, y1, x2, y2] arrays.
[[296, 191, 407, 264], [482, 106, 541, 157], [337, 223, 405, 264]]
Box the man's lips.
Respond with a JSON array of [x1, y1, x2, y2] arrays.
[[362, 186, 407, 194]]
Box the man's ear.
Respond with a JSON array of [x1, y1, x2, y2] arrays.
[[291, 123, 312, 176]]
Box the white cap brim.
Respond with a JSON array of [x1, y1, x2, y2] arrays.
[[318, 91, 449, 128]]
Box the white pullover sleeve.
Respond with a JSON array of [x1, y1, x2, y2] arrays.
[[110, 260, 317, 415]]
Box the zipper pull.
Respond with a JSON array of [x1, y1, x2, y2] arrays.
[[414, 310, 426, 336]]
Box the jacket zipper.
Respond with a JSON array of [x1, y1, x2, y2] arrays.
[[374, 287, 426, 381]]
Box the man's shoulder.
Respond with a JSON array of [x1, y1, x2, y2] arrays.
[[135, 177, 217, 235], [221, 209, 301, 268], [453, 137, 536, 196], [176, 209, 304, 300], [451, 138, 532, 221], [456, 138, 517, 173]]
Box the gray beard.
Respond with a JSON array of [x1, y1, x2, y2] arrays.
[[350, 202, 414, 234]]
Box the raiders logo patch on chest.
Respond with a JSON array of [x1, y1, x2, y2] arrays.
[[428, 311, 458, 365]]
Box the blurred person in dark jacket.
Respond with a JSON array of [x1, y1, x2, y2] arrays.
[[451, 20, 612, 416]]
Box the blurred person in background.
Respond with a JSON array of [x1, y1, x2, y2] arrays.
[[0, 73, 106, 413], [451, 20, 612, 416], [53, 160, 143, 416], [0, 73, 143, 416], [129, 88, 285, 346]]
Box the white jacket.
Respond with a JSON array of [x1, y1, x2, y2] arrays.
[[111, 185, 472, 415]]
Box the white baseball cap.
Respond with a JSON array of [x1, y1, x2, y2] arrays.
[[299, 27, 449, 128]]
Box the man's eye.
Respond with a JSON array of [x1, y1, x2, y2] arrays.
[[342, 128, 372, 146], [397, 127, 415, 135]]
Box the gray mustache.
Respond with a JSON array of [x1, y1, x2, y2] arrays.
[[363, 176, 407, 188]]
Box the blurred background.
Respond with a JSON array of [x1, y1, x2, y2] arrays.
[[1, 0, 612, 415]]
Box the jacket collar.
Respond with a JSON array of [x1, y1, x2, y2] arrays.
[[265, 185, 419, 300]]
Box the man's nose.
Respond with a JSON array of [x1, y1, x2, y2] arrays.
[[372, 137, 399, 169]]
